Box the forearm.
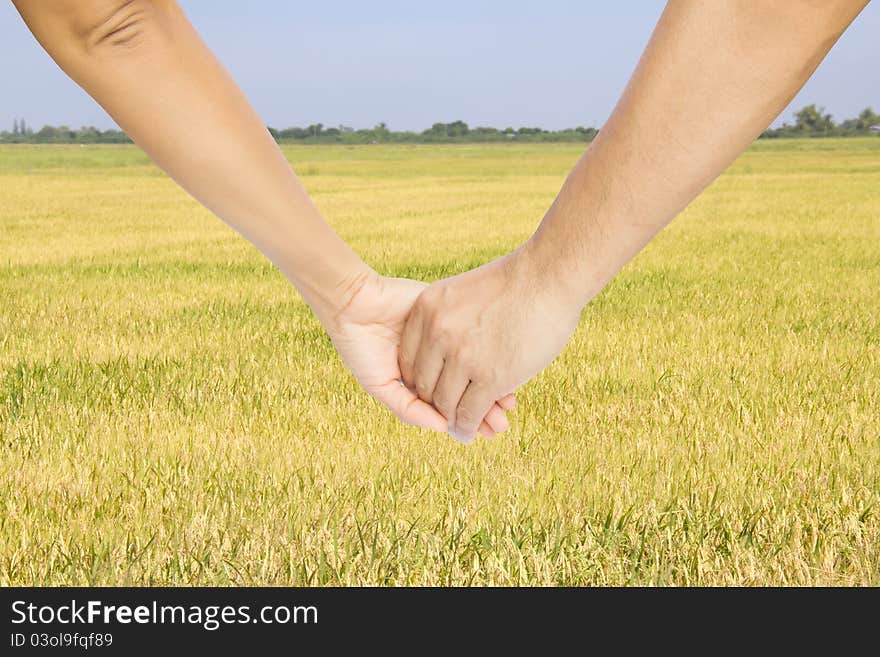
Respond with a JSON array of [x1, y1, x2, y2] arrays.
[[13, 0, 370, 322], [523, 0, 869, 309]]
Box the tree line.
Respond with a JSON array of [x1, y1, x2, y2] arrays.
[[2, 105, 877, 145], [4, 120, 132, 143], [761, 106, 879, 138], [266, 121, 599, 144]]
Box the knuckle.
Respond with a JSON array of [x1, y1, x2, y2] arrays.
[[456, 346, 480, 372], [430, 317, 450, 340], [414, 378, 432, 398], [455, 405, 476, 428], [470, 365, 495, 384], [433, 392, 451, 416]]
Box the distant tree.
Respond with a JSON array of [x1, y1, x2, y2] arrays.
[[794, 104, 834, 133], [446, 120, 469, 137], [35, 125, 62, 143], [419, 121, 469, 140], [373, 122, 390, 142], [425, 122, 448, 138], [855, 107, 879, 130]]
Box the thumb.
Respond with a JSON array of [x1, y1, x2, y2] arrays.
[[373, 380, 449, 433]]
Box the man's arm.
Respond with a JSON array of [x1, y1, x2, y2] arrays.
[[524, 0, 870, 308], [12, 0, 511, 436], [400, 0, 870, 442]]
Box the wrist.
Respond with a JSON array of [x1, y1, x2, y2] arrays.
[[281, 254, 376, 330], [318, 263, 377, 329], [515, 232, 608, 313]]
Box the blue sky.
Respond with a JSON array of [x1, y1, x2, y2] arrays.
[[1, 1, 877, 131]]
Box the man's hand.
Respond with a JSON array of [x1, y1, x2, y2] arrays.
[[398, 249, 582, 443], [327, 272, 515, 439]]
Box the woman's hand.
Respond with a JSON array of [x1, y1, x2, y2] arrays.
[[326, 271, 515, 440]]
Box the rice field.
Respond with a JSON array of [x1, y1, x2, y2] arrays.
[[1, 139, 878, 585]]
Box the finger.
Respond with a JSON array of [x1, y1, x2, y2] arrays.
[[497, 393, 516, 411], [372, 380, 448, 433], [453, 382, 498, 442], [484, 393, 517, 435], [398, 306, 423, 389], [432, 360, 472, 443], [483, 403, 510, 435], [478, 419, 496, 439], [411, 340, 445, 405]]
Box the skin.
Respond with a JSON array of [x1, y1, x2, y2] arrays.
[[11, 0, 514, 440], [400, 0, 871, 442]]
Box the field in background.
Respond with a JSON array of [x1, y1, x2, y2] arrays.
[[1, 140, 878, 585]]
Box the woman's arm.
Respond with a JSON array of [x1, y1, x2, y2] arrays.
[[12, 0, 511, 437], [13, 0, 366, 321], [399, 0, 869, 442]]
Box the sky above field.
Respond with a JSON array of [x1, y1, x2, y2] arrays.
[[1, 0, 878, 132]]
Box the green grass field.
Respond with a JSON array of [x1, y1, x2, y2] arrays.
[[1, 139, 878, 585]]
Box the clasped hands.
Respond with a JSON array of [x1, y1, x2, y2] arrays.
[[326, 241, 583, 444]]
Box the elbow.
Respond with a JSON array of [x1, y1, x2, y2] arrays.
[[68, 0, 174, 57]]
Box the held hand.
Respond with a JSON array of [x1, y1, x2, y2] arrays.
[[399, 249, 581, 443], [325, 271, 515, 439]]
